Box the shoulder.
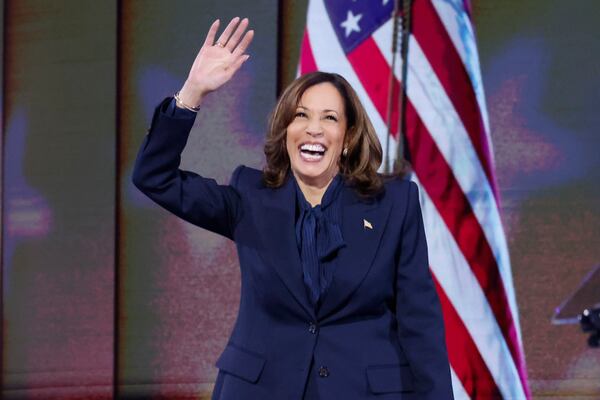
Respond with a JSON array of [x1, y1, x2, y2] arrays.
[[230, 165, 265, 192], [377, 176, 424, 238], [345, 174, 416, 206], [379, 175, 421, 225], [381, 174, 417, 200]]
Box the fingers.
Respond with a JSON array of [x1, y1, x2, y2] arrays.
[[227, 26, 253, 77], [231, 29, 254, 57], [203, 19, 220, 47], [226, 54, 250, 78], [216, 17, 240, 47], [225, 18, 249, 51]]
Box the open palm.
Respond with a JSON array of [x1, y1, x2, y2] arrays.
[[179, 17, 254, 106]]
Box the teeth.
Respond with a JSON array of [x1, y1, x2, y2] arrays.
[[300, 143, 326, 152], [300, 152, 323, 161]]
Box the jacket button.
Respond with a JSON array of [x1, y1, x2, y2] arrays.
[[318, 366, 329, 377], [308, 322, 318, 334]]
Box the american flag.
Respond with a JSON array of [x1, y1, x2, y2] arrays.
[[299, 1, 530, 398]]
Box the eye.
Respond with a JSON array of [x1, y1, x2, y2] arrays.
[[325, 114, 338, 122], [295, 111, 307, 118]]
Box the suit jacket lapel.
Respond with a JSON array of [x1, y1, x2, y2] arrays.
[[318, 185, 392, 320], [260, 176, 316, 320]]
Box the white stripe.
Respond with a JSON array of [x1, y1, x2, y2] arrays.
[[450, 367, 471, 400], [431, 0, 493, 160], [373, 20, 522, 347], [306, 0, 398, 171], [414, 175, 527, 400]]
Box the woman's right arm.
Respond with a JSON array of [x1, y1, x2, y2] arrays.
[[131, 17, 254, 240], [132, 97, 245, 240]]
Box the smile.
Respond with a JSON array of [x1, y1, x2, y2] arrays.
[[299, 143, 327, 162]]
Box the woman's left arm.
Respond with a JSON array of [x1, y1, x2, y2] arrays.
[[395, 181, 454, 399]]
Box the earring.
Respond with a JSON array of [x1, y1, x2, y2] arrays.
[[342, 147, 348, 157]]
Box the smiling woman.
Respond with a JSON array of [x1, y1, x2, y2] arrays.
[[286, 82, 347, 199], [132, 16, 453, 400], [264, 72, 385, 203]]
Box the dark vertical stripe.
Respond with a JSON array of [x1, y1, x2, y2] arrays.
[[114, 0, 121, 398], [0, 0, 5, 393], [347, 37, 400, 136], [277, 0, 284, 94]]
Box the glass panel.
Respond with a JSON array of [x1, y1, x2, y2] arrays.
[[552, 265, 600, 325]]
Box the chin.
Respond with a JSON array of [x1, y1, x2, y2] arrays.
[[298, 172, 327, 183], [292, 165, 336, 187]]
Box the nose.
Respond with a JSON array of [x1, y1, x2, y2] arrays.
[[306, 117, 323, 137]]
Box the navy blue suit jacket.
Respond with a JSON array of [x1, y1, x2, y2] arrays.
[[132, 99, 453, 399]]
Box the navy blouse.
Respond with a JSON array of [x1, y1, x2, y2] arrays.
[[293, 174, 345, 309]]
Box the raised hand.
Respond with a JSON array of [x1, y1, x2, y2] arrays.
[[178, 17, 254, 107]]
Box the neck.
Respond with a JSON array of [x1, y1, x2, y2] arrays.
[[294, 173, 336, 207]]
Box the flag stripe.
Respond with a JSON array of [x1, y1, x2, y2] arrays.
[[300, 29, 318, 74], [411, 0, 498, 198], [432, 274, 504, 398], [430, 0, 492, 139], [347, 38, 400, 136], [450, 367, 471, 400]]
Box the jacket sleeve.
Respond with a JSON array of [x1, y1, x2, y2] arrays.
[[395, 181, 454, 398], [131, 97, 243, 241]]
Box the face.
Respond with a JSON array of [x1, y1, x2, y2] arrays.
[[286, 82, 347, 188]]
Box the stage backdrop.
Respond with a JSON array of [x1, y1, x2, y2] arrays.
[[475, 1, 600, 397], [2, 1, 599, 399]]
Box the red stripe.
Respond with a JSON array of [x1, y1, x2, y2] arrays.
[[347, 39, 400, 135], [412, 0, 499, 200], [345, 37, 529, 393], [405, 99, 530, 395], [432, 274, 503, 398], [300, 29, 318, 75]]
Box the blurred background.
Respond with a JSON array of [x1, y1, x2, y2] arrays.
[[1, 0, 598, 398]]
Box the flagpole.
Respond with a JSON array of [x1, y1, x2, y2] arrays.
[[394, 0, 413, 174], [383, 0, 401, 174]]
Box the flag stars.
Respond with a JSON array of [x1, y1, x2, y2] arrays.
[[340, 10, 363, 37]]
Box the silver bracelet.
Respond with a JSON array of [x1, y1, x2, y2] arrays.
[[174, 91, 201, 113]]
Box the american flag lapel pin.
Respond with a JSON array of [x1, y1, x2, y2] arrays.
[[363, 219, 373, 230]]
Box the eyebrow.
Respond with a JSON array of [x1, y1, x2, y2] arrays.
[[297, 105, 340, 115]]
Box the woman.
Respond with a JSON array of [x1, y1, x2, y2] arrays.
[[132, 17, 453, 400]]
